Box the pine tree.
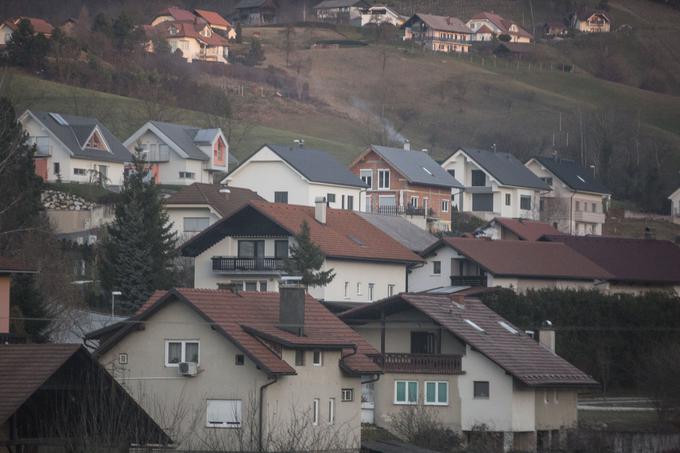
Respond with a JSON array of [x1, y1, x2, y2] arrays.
[[235, 21, 243, 44], [284, 221, 335, 288], [244, 38, 265, 66], [7, 19, 49, 69]]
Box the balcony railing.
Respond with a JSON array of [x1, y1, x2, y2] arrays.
[[212, 257, 285, 272], [376, 206, 435, 218], [372, 353, 463, 375], [450, 275, 487, 287]]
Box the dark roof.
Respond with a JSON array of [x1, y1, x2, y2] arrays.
[[236, 0, 276, 9], [0, 257, 37, 274], [182, 200, 423, 264], [314, 0, 368, 9], [165, 183, 263, 217], [147, 121, 221, 161], [541, 235, 680, 284], [424, 237, 612, 280], [482, 217, 563, 241], [342, 294, 597, 387], [531, 156, 610, 194], [403, 14, 472, 34], [358, 212, 438, 253], [366, 145, 463, 189], [95, 288, 381, 376], [454, 148, 549, 190], [27, 111, 132, 163]]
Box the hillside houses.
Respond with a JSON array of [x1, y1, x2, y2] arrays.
[[360, 5, 406, 27], [570, 10, 611, 33], [0, 16, 53, 45], [402, 13, 473, 54], [314, 0, 369, 25], [235, 0, 278, 25], [466, 11, 533, 43]]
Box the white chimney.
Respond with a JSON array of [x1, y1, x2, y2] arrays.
[[314, 197, 327, 224], [403, 140, 410, 151], [538, 320, 555, 353]]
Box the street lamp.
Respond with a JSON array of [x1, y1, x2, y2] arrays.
[[111, 291, 122, 318]]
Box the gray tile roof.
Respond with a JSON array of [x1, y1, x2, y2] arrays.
[[150, 121, 213, 161], [532, 156, 610, 194], [404, 13, 472, 34], [264, 144, 367, 188], [455, 148, 550, 190], [370, 145, 463, 189], [29, 111, 132, 163], [358, 212, 437, 253]]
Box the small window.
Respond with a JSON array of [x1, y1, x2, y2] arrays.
[[471, 169, 486, 187], [344, 281, 349, 298], [347, 195, 354, 210], [464, 319, 485, 333], [360, 169, 373, 189], [312, 398, 320, 426], [505, 193, 511, 206], [592, 203, 597, 213], [441, 199, 449, 213], [410, 196, 419, 208], [274, 191, 288, 203], [425, 381, 448, 405], [313, 350, 322, 366], [165, 340, 200, 366], [520, 195, 532, 211], [328, 398, 335, 424], [447, 169, 455, 178], [433, 261, 441, 275], [341, 195, 345, 209], [378, 169, 390, 189], [275, 240, 289, 259], [118, 353, 128, 365], [183, 217, 210, 233], [245, 281, 258, 291], [179, 171, 195, 179], [235, 354, 245, 366], [474, 381, 490, 399], [295, 350, 305, 366], [498, 321, 518, 334], [368, 283, 375, 301], [422, 166, 433, 176], [73, 168, 87, 176], [387, 284, 395, 297], [541, 177, 553, 187], [341, 388, 354, 402], [356, 282, 362, 295], [207, 399, 242, 428], [394, 380, 418, 405], [575, 201, 580, 211], [53, 162, 60, 175], [327, 193, 336, 203]]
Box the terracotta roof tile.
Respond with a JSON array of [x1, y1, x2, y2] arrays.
[[0, 256, 37, 273], [5, 17, 54, 35], [165, 183, 263, 217], [152, 20, 228, 47], [488, 217, 563, 241], [194, 9, 232, 28]]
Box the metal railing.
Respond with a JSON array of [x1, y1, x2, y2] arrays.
[[450, 275, 487, 287], [140, 149, 170, 163], [376, 206, 434, 217], [372, 353, 463, 375], [212, 257, 285, 272]]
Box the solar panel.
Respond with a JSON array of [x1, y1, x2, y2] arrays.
[[49, 113, 69, 126]]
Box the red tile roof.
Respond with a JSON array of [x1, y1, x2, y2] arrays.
[[489, 217, 563, 241], [194, 9, 232, 28], [157, 6, 197, 22], [152, 20, 228, 47], [471, 11, 533, 39], [4, 17, 54, 35], [0, 256, 37, 274], [342, 294, 597, 387], [99, 288, 380, 376], [165, 183, 263, 218]]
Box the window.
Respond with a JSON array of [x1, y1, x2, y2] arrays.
[[183, 217, 210, 233], [118, 353, 128, 365], [520, 195, 532, 211], [368, 283, 375, 301], [410, 196, 419, 208], [274, 191, 288, 203], [245, 281, 257, 291], [464, 319, 485, 333], [441, 199, 449, 213], [425, 381, 448, 405], [378, 169, 390, 189], [275, 240, 289, 259], [313, 350, 322, 366], [541, 177, 553, 187], [53, 162, 60, 175], [471, 169, 486, 187], [447, 169, 455, 178], [312, 399, 320, 426], [433, 261, 441, 275], [575, 201, 580, 211], [505, 193, 511, 206], [207, 399, 242, 428], [165, 340, 199, 366], [347, 196, 354, 210], [472, 193, 493, 212], [295, 350, 305, 366], [394, 381, 418, 404], [179, 171, 195, 179], [238, 240, 264, 258], [327, 193, 336, 203], [341, 195, 345, 209], [356, 282, 362, 295], [387, 284, 395, 297], [235, 354, 245, 366], [344, 281, 349, 298], [592, 202, 597, 213], [411, 331, 435, 354], [341, 388, 354, 402], [73, 168, 87, 176], [473, 381, 490, 399], [360, 169, 373, 189], [328, 398, 335, 424]]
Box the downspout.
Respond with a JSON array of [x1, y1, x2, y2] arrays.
[[259, 376, 277, 452], [569, 191, 576, 235]]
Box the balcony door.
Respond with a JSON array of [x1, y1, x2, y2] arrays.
[[411, 331, 436, 354], [238, 240, 265, 267]]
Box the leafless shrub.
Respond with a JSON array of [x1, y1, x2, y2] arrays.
[[390, 404, 462, 452]]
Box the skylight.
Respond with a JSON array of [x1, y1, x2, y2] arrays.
[[347, 234, 366, 247], [498, 321, 518, 334], [576, 175, 586, 183], [422, 167, 433, 176], [464, 319, 485, 333], [49, 113, 68, 126]]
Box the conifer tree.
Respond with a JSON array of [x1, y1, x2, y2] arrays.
[[284, 221, 335, 288], [7, 19, 49, 69]]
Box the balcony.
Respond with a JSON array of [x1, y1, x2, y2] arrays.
[[372, 353, 463, 375], [573, 210, 605, 225], [140, 149, 170, 163], [450, 275, 487, 287], [376, 206, 434, 218], [212, 256, 285, 273]]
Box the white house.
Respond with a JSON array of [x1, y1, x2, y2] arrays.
[[314, 0, 370, 25], [441, 148, 550, 222], [222, 144, 367, 211], [525, 156, 611, 235], [180, 199, 422, 301], [466, 12, 533, 43], [670, 188, 680, 224], [19, 110, 132, 187], [124, 121, 233, 186], [475, 217, 562, 241], [360, 5, 406, 27]]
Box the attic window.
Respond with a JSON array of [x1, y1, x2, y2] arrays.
[[464, 319, 485, 333], [347, 234, 366, 247], [498, 321, 518, 334], [422, 167, 433, 176], [576, 175, 586, 183], [85, 129, 108, 151]]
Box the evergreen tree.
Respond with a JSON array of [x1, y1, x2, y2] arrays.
[[9, 274, 49, 341], [7, 19, 49, 69], [235, 21, 243, 44], [244, 38, 265, 66], [284, 221, 335, 288]]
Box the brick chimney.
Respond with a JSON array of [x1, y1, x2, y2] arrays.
[[279, 281, 306, 336], [538, 320, 555, 352], [314, 196, 327, 224]]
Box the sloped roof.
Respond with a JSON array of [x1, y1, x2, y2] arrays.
[[470, 11, 533, 39], [341, 294, 597, 387], [152, 20, 228, 47], [541, 235, 680, 284], [4, 17, 54, 35], [575, 10, 611, 22], [0, 257, 37, 274], [181, 200, 423, 264], [530, 156, 610, 194], [484, 217, 562, 241], [424, 237, 612, 280], [358, 212, 438, 253], [367, 145, 463, 189], [165, 183, 263, 217], [95, 288, 380, 376], [26, 111, 132, 163], [147, 121, 221, 161], [404, 13, 472, 34], [236, 0, 276, 9], [314, 0, 368, 9], [194, 9, 232, 28], [453, 148, 549, 190], [156, 6, 197, 21]]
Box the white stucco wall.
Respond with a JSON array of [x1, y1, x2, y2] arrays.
[[166, 206, 222, 243], [408, 247, 461, 292]]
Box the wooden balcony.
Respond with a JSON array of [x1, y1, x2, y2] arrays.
[[212, 257, 285, 272], [372, 353, 463, 375], [450, 275, 487, 287]]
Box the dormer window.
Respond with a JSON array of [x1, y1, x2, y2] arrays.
[[85, 129, 108, 151], [169, 25, 179, 35]]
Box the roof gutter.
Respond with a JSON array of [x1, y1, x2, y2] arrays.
[[259, 375, 277, 451]]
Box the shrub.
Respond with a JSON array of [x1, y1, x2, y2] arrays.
[[390, 405, 462, 452]]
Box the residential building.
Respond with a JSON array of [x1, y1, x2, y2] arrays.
[[441, 148, 550, 222], [223, 144, 366, 211], [466, 11, 533, 43], [357, 212, 438, 254], [124, 121, 232, 185], [475, 217, 562, 241], [525, 156, 611, 235], [151, 6, 198, 25], [19, 110, 132, 186], [0, 257, 36, 336], [88, 286, 381, 451], [541, 235, 680, 295], [147, 17, 229, 63], [0, 17, 53, 45], [360, 5, 406, 27], [314, 0, 369, 25], [235, 0, 278, 25], [544, 21, 568, 38], [59, 17, 78, 36], [181, 199, 421, 300], [164, 183, 263, 242], [570, 10, 611, 33], [340, 293, 597, 451], [669, 188, 680, 223], [409, 237, 611, 293], [194, 9, 237, 39], [402, 14, 473, 53], [350, 143, 463, 231]]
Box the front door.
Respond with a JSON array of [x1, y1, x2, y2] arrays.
[[361, 380, 375, 424]]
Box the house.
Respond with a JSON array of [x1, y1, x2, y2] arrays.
[[475, 217, 563, 241], [151, 6, 198, 25], [88, 286, 381, 451], [409, 237, 612, 293], [357, 212, 438, 254], [0, 17, 53, 45], [164, 183, 263, 242], [441, 148, 550, 222], [314, 0, 369, 25], [525, 156, 611, 235], [540, 235, 680, 295], [544, 21, 568, 38], [669, 188, 680, 224], [19, 110, 132, 186], [124, 121, 232, 185], [0, 257, 36, 337], [194, 9, 237, 39], [180, 199, 422, 300], [466, 12, 533, 43], [223, 144, 367, 211], [235, 0, 278, 25], [402, 14, 473, 54], [59, 17, 78, 36], [360, 5, 406, 28], [349, 143, 463, 231], [340, 293, 597, 451], [148, 18, 229, 63], [570, 10, 611, 33]]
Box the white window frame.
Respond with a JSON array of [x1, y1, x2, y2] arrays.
[[505, 193, 511, 206], [520, 195, 532, 211], [387, 284, 395, 297], [424, 381, 449, 406], [328, 398, 335, 424], [313, 350, 323, 367], [432, 261, 441, 275], [368, 283, 375, 301], [179, 171, 195, 180], [394, 380, 418, 405], [341, 388, 354, 402], [356, 282, 362, 295], [206, 399, 242, 428], [360, 169, 373, 189], [312, 398, 320, 426], [165, 339, 200, 367], [73, 168, 87, 176], [410, 196, 419, 208], [441, 199, 449, 213], [378, 169, 390, 190], [183, 217, 210, 233]]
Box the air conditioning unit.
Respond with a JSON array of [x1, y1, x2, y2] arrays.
[[178, 362, 198, 377]]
